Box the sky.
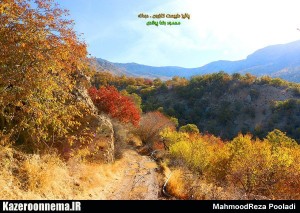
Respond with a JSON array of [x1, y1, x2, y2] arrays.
[[59, 0, 300, 68]]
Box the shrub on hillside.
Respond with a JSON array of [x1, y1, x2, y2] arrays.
[[165, 129, 300, 199], [265, 129, 298, 148], [179, 124, 200, 134], [137, 111, 176, 148], [88, 86, 141, 126]]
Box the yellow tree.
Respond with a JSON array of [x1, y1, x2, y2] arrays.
[[265, 130, 300, 199], [0, 0, 92, 150], [227, 134, 273, 197]]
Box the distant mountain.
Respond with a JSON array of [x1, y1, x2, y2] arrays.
[[96, 40, 300, 82], [95, 58, 128, 76], [96, 58, 193, 80], [193, 40, 300, 81]]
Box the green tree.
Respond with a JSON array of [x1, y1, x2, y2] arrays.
[[266, 129, 297, 148], [179, 124, 200, 134]]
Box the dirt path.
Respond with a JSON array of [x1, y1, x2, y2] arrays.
[[103, 149, 159, 200]]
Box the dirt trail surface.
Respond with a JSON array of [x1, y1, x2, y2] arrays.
[[102, 149, 159, 200]]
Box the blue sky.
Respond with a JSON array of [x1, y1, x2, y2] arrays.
[[59, 0, 300, 68]]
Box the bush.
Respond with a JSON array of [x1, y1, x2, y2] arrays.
[[227, 134, 273, 197], [165, 130, 214, 174], [166, 169, 189, 199], [250, 89, 260, 100], [88, 86, 141, 126], [137, 112, 176, 148], [165, 129, 300, 199], [265, 129, 297, 148], [179, 124, 200, 134]]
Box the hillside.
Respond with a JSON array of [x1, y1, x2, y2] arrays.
[[96, 40, 300, 82], [92, 72, 300, 142], [156, 77, 300, 140]]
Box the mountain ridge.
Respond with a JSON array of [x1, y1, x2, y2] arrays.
[[96, 40, 300, 82]]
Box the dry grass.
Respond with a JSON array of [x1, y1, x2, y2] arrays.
[[161, 162, 241, 200], [191, 180, 240, 200], [166, 169, 189, 199], [0, 145, 124, 200]]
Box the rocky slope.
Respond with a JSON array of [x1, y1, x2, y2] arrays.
[[73, 71, 115, 163]]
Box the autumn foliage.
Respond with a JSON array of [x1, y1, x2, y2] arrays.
[[88, 86, 141, 126], [0, 0, 94, 151], [162, 129, 300, 199], [137, 111, 176, 147]]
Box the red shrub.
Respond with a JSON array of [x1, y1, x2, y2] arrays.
[[88, 86, 141, 126]]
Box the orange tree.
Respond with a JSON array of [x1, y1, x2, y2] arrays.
[[88, 86, 141, 126], [0, 0, 92, 150]]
